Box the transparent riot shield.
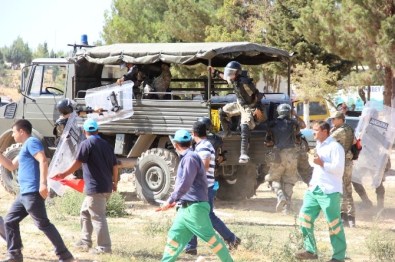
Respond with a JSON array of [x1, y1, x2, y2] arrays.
[[48, 112, 84, 195], [84, 81, 134, 124], [352, 102, 395, 188]]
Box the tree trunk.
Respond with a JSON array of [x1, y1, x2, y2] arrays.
[[383, 66, 392, 106]]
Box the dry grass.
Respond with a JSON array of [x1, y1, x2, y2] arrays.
[[0, 176, 394, 262], [0, 69, 21, 101]]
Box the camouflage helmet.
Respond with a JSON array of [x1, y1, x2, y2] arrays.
[[277, 103, 291, 118], [56, 98, 74, 115], [197, 116, 213, 132]]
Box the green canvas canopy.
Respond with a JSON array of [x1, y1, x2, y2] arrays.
[[78, 42, 290, 67]]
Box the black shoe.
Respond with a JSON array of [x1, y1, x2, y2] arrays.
[[227, 237, 241, 250], [185, 248, 197, 255]]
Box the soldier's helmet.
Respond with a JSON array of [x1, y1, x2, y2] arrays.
[[56, 98, 74, 115], [224, 61, 242, 80], [277, 103, 292, 118], [197, 116, 213, 132]]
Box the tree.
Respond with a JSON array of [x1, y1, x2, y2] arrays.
[[102, 0, 169, 43], [33, 42, 49, 59], [4, 37, 32, 67], [295, 1, 395, 106], [292, 61, 338, 126]]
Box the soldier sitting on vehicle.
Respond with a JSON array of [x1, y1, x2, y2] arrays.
[[117, 62, 145, 99], [210, 61, 266, 164], [265, 104, 301, 214], [151, 62, 172, 99]]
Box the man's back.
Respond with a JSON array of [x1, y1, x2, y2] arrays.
[[77, 136, 117, 194], [195, 139, 216, 187]]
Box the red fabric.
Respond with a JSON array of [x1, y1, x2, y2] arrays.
[[52, 177, 84, 193], [356, 139, 362, 150]]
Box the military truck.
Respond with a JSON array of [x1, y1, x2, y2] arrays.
[[0, 42, 293, 203]]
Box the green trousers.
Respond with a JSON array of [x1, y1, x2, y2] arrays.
[[299, 186, 347, 261], [161, 202, 233, 262]]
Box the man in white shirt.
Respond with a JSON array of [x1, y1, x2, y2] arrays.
[[295, 121, 347, 262]]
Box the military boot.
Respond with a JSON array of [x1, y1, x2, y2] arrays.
[[282, 183, 294, 215], [377, 197, 384, 210], [272, 181, 286, 212], [352, 182, 373, 209], [348, 215, 356, 228], [239, 124, 250, 164], [341, 213, 349, 227], [376, 184, 385, 210]]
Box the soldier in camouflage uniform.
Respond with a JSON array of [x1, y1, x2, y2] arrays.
[[330, 111, 356, 227], [292, 109, 313, 185], [266, 104, 300, 214], [210, 61, 265, 164]]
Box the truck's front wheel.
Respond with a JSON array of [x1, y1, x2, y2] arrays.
[[135, 148, 178, 204], [0, 144, 21, 195]]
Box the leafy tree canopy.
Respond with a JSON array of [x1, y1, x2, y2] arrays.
[[33, 42, 49, 59], [4, 36, 32, 65], [292, 61, 338, 102]]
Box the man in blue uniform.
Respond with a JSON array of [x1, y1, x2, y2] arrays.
[[55, 119, 118, 254]]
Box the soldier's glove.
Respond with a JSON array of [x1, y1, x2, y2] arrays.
[[253, 108, 266, 123]]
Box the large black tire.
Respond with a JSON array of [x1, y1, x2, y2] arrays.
[[0, 144, 22, 195], [216, 164, 257, 201], [135, 148, 178, 204]]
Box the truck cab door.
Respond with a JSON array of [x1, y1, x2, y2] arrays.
[[22, 64, 69, 137]]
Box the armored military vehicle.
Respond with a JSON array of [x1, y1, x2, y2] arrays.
[[0, 42, 293, 202]]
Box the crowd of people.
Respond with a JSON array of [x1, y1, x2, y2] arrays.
[[0, 60, 391, 262]]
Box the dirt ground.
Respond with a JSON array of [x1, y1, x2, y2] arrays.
[[0, 172, 394, 262]]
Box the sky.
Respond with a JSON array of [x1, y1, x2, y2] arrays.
[[0, 0, 113, 52]]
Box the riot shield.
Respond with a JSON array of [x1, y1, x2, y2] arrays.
[[84, 81, 134, 124], [48, 112, 84, 195], [352, 102, 395, 188]]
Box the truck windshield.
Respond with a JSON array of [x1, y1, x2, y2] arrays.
[[30, 65, 67, 96]]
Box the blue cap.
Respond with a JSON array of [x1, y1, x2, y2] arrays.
[[83, 119, 98, 132], [172, 129, 192, 143]]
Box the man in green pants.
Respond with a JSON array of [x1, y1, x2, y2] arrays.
[[159, 129, 233, 262], [295, 121, 347, 262]]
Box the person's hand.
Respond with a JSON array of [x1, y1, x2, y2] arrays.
[[53, 173, 66, 180], [156, 201, 176, 212], [313, 155, 324, 167], [112, 182, 118, 192], [39, 183, 49, 199], [116, 78, 124, 85]]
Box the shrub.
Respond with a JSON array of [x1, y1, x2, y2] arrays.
[[366, 226, 395, 261], [51, 190, 127, 217], [107, 192, 127, 217]]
